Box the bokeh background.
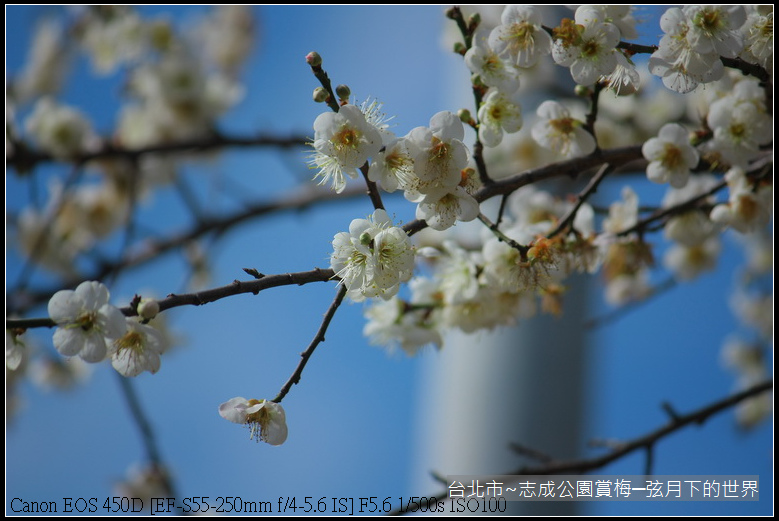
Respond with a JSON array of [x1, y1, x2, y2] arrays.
[[6, 5, 773, 516]]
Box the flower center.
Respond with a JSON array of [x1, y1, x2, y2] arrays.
[[550, 117, 575, 135], [334, 126, 360, 150]]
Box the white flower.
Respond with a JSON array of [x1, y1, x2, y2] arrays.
[[707, 96, 772, 168], [110, 320, 166, 377], [664, 237, 720, 281], [6, 330, 25, 371], [602, 50, 640, 95], [478, 89, 523, 147], [552, 20, 620, 85], [740, 9, 773, 72], [648, 8, 724, 93], [415, 186, 479, 231], [14, 18, 67, 102], [406, 112, 470, 194], [330, 209, 414, 301], [310, 104, 382, 193], [603, 186, 638, 235], [488, 5, 552, 68], [576, 5, 638, 40], [465, 29, 520, 94], [684, 5, 746, 58], [531, 100, 595, 158], [219, 397, 288, 445], [363, 293, 442, 356], [367, 137, 417, 193], [641, 123, 699, 188], [48, 281, 127, 363], [25, 97, 97, 158]]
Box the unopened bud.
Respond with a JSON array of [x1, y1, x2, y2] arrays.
[[468, 12, 481, 30], [453, 42, 467, 55], [574, 84, 591, 97], [335, 84, 351, 101], [305, 51, 322, 67], [137, 299, 160, 321], [457, 109, 473, 124], [313, 87, 329, 103], [359, 232, 373, 247]]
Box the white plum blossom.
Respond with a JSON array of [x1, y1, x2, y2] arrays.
[[363, 292, 442, 356], [48, 281, 127, 363], [552, 19, 620, 85], [13, 18, 67, 101], [648, 7, 724, 93], [477, 89, 523, 147], [465, 29, 520, 94], [25, 97, 97, 158], [367, 137, 417, 193], [603, 186, 639, 235], [310, 104, 382, 193], [684, 5, 746, 58], [488, 5, 553, 68], [331, 209, 415, 301], [664, 237, 721, 281], [575, 5, 638, 40], [406, 111, 470, 195], [6, 330, 26, 371], [707, 94, 772, 168], [641, 123, 700, 188], [219, 397, 288, 445], [740, 8, 773, 72], [415, 186, 479, 231], [602, 50, 640, 95], [110, 319, 166, 377], [531, 100, 596, 158]]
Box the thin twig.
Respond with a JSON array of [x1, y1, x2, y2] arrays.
[[546, 163, 613, 239], [584, 277, 677, 330], [7, 186, 361, 315], [273, 284, 347, 403]]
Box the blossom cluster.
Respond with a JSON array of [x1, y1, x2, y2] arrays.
[[46, 281, 165, 377]]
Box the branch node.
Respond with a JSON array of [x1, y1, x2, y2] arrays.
[[661, 401, 682, 423], [243, 268, 265, 279]]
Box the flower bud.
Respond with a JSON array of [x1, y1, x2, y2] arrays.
[[468, 12, 481, 31], [335, 84, 351, 101], [457, 109, 473, 124], [574, 84, 591, 97], [305, 51, 322, 67], [137, 299, 160, 321], [453, 42, 467, 55], [312, 87, 329, 103]]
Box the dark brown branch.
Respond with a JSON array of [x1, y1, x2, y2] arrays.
[[477, 213, 529, 257], [516, 380, 773, 475], [5, 267, 336, 330], [546, 163, 613, 239], [7, 185, 362, 315], [272, 284, 347, 403], [360, 163, 385, 211], [403, 145, 645, 236], [392, 380, 773, 515], [6, 132, 309, 171], [617, 180, 727, 237]]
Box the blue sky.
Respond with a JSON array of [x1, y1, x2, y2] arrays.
[[6, 5, 773, 516]]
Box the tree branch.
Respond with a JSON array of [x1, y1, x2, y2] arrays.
[[273, 284, 347, 403], [391, 380, 773, 515], [6, 267, 337, 330], [6, 132, 309, 171]]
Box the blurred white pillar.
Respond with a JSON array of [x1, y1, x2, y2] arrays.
[[413, 274, 589, 515]]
